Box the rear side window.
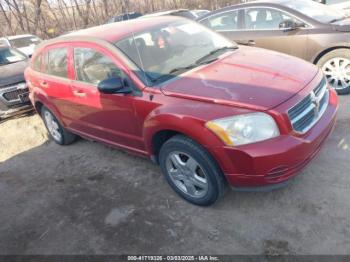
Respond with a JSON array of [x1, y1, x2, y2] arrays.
[[33, 54, 42, 72], [46, 48, 68, 78], [203, 10, 240, 31], [74, 47, 123, 85]]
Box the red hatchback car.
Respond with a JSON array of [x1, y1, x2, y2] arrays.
[[25, 17, 338, 206]]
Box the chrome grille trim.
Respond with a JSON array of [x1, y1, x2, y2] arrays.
[[288, 78, 329, 134], [3, 88, 28, 101]]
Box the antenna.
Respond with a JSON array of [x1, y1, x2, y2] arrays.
[[124, 0, 150, 86]]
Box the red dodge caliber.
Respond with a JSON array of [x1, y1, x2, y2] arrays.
[[25, 17, 338, 206]]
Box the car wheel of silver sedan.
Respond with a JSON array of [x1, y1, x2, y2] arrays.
[[318, 49, 350, 95]]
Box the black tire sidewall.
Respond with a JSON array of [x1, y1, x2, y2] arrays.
[[159, 136, 225, 206], [318, 49, 350, 95]]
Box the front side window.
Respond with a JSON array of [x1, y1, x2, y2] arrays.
[[115, 21, 236, 85], [244, 8, 299, 30], [74, 47, 123, 85], [204, 10, 240, 31], [46, 48, 68, 78]]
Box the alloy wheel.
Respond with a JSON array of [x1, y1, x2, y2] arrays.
[[322, 57, 350, 90], [44, 111, 62, 142], [165, 151, 209, 198]]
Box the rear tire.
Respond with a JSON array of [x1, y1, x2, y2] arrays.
[[41, 106, 77, 145], [159, 135, 226, 206], [317, 49, 350, 95]]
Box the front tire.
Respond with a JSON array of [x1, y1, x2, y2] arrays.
[[317, 49, 350, 95], [159, 135, 226, 206], [41, 106, 77, 145]]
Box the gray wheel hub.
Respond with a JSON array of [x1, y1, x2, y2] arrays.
[[44, 111, 62, 142], [166, 151, 209, 198], [322, 57, 350, 90]]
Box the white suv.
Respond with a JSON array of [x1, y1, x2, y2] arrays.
[[0, 34, 41, 57]]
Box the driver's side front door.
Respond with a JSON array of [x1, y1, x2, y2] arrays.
[[237, 7, 309, 59], [69, 45, 143, 150]]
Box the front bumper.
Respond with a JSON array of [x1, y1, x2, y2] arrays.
[[0, 82, 33, 118], [207, 89, 338, 190]]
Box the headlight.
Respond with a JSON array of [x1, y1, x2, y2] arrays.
[[205, 112, 280, 146], [17, 82, 27, 90]]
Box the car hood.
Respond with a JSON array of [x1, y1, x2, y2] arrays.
[[0, 60, 28, 87], [161, 47, 319, 110]]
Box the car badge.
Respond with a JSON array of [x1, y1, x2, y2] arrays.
[[310, 91, 320, 116]]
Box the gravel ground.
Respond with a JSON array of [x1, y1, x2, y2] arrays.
[[0, 97, 349, 255]]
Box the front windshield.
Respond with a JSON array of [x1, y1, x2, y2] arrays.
[[9, 36, 41, 49], [0, 48, 26, 65], [114, 20, 236, 85], [283, 0, 346, 23]]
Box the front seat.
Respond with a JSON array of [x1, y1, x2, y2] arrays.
[[254, 10, 271, 29], [221, 16, 237, 30]]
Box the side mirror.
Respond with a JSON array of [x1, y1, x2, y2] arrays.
[[97, 77, 132, 94], [279, 19, 305, 31]]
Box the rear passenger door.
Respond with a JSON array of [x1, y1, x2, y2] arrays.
[[69, 45, 141, 149], [40, 46, 74, 121]]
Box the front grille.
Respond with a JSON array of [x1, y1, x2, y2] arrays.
[[314, 78, 326, 96], [288, 78, 329, 133], [3, 88, 28, 101]]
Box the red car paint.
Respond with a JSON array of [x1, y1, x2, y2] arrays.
[[25, 17, 338, 189]]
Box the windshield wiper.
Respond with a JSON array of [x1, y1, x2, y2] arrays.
[[149, 46, 237, 84], [329, 17, 347, 23], [149, 64, 198, 84], [196, 46, 238, 65], [150, 58, 220, 84]]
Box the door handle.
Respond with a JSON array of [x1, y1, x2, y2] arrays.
[[246, 40, 256, 46], [236, 40, 256, 46], [40, 81, 49, 88], [73, 90, 87, 98]]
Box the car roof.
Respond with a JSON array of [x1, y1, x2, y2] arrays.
[[198, 0, 315, 22], [141, 9, 190, 18], [64, 16, 186, 43]]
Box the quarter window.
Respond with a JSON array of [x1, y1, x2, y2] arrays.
[[244, 8, 300, 30], [74, 47, 122, 85], [203, 11, 239, 31], [46, 48, 68, 78]]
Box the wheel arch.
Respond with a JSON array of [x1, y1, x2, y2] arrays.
[[143, 114, 223, 164], [33, 94, 65, 126], [313, 44, 350, 65], [34, 100, 44, 113]]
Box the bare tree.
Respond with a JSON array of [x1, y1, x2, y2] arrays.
[[0, 1, 14, 34], [0, 0, 241, 38]]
